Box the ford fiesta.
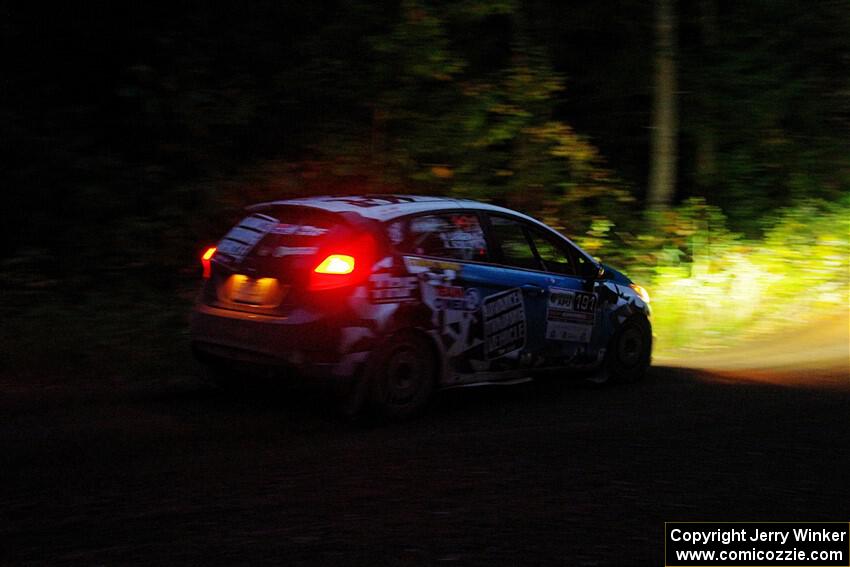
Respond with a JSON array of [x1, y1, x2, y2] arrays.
[[190, 195, 652, 418]]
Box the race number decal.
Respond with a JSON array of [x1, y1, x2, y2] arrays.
[[546, 288, 596, 343], [482, 288, 526, 359]]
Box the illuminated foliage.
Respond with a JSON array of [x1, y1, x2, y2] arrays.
[[578, 198, 850, 353], [364, 0, 631, 239]]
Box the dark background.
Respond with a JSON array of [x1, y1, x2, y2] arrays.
[[4, 1, 848, 284]]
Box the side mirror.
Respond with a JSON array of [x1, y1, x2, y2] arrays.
[[580, 259, 604, 291], [581, 258, 604, 279]]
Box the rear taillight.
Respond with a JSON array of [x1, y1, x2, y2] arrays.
[[308, 236, 374, 291], [314, 254, 355, 275], [201, 246, 216, 279]]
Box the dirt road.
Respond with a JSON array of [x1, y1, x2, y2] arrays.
[[3, 359, 848, 565], [657, 312, 849, 377]]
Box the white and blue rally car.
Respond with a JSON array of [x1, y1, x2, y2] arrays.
[[191, 195, 652, 418]]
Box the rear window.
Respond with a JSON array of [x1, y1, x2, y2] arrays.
[[389, 213, 488, 261], [216, 207, 339, 263]]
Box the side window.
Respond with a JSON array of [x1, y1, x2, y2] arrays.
[[489, 215, 541, 271], [528, 228, 575, 276], [393, 213, 488, 261], [575, 253, 599, 278]]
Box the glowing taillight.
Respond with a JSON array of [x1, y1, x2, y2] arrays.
[[308, 235, 375, 291], [314, 254, 355, 275], [201, 246, 216, 278]]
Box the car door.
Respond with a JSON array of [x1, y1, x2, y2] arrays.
[[484, 213, 602, 368], [522, 224, 604, 365], [480, 213, 561, 367], [389, 210, 536, 379], [387, 211, 493, 373]]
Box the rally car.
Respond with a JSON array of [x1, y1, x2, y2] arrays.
[[190, 195, 652, 418]]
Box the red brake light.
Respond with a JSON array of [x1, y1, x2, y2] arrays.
[[314, 254, 355, 275], [308, 235, 374, 291], [201, 246, 216, 278]]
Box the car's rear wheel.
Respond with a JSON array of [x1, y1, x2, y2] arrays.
[[369, 332, 436, 420], [334, 369, 369, 420]]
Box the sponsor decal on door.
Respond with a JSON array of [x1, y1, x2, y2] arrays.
[[546, 288, 596, 343]]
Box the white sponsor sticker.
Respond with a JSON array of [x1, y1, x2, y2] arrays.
[[270, 223, 328, 237], [431, 285, 480, 311], [217, 215, 276, 262], [402, 256, 462, 275], [272, 246, 318, 257], [369, 273, 419, 303], [482, 288, 526, 359], [546, 287, 596, 343]]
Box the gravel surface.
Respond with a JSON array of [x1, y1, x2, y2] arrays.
[[3, 365, 849, 565]]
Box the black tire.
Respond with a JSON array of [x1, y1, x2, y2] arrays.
[[194, 355, 241, 391], [333, 370, 369, 420], [604, 315, 652, 384], [368, 332, 437, 420]]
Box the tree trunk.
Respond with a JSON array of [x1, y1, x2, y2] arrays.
[[647, 0, 678, 208], [695, 0, 717, 188]]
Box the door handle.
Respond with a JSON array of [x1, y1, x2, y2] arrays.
[[520, 284, 545, 297]]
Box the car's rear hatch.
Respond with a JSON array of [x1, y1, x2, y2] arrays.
[[202, 205, 350, 315]]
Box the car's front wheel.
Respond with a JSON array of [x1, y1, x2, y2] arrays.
[[587, 316, 652, 385], [607, 315, 652, 383], [369, 332, 437, 420]]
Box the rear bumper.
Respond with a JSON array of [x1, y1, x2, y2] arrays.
[[189, 303, 354, 379]]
